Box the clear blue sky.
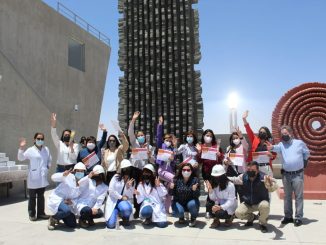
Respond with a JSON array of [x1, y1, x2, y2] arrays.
[[43, 0, 326, 137]]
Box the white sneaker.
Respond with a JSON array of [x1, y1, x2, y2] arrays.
[[189, 219, 196, 227]]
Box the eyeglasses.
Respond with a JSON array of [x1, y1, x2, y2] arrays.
[[182, 169, 191, 172], [36, 138, 44, 140]]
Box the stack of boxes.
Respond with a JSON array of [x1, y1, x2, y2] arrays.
[[0, 153, 28, 172]]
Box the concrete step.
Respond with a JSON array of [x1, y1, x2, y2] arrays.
[[6, 161, 16, 167], [0, 153, 6, 158], [0, 157, 9, 163]]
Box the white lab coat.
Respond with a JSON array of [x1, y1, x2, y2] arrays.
[[136, 182, 167, 222], [104, 174, 135, 220], [209, 182, 238, 215], [47, 173, 81, 215], [17, 145, 52, 189], [75, 177, 109, 214]]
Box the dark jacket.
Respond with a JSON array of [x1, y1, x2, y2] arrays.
[[170, 177, 200, 206], [241, 172, 269, 206]]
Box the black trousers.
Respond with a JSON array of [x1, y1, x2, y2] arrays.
[[131, 167, 143, 215], [213, 209, 231, 220], [28, 187, 46, 217]]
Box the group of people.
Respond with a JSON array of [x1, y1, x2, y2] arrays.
[[17, 110, 310, 232]]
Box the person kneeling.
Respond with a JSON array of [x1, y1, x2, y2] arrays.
[[205, 165, 237, 228], [47, 162, 86, 230], [105, 159, 135, 229], [76, 165, 108, 228], [229, 161, 278, 233], [135, 164, 168, 228]]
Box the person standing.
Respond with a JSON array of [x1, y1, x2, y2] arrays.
[[269, 125, 310, 227], [18, 133, 52, 221], [50, 113, 79, 172]]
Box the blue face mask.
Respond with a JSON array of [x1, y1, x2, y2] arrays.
[[75, 172, 84, 180], [186, 137, 194, 144], [35, 140, 44, 147], [137, 136, 145, 144]]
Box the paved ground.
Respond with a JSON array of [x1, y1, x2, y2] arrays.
[[0, 180, 325, 245]]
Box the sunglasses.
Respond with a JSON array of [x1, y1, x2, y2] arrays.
[[36, 138, 44, 140], [182, 169, 191, 172], [109, 140, 116, 142]]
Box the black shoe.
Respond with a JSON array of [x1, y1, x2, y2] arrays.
[[122, 218, 130, 226], [260, 224, 268, 233], [244, 221, 253, 226], [37, 214, 50, 219], [133, 211, 139, 219], [29, 216, 37, 221], [281, 217, 294, 225], [294, 219, 302, 227]]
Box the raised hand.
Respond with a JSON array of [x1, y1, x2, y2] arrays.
[[196, 143, 202, 152], [236, 126, 243, 138], [242, 110, 249, 124], [192, 183, 199, 191], [132, 111, 141, 121], [172, 135, 178, 147], [99, 123, 107, 131], [205, 180, 212, 192], [169, 182, 175, 189], [63, 168, 72, 177], [51, 113, 57, 128], [159, 115, 164, 125], [127, 178, 135, 188], [19, 138, 27, 149], [155, 177, 161, 187]]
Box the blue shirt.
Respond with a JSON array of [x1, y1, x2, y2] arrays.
[[272, 139, 310, 171]]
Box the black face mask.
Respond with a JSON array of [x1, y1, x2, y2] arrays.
[[92, 175, 102, 182], [247, 171, 257, 178], [63, 135, 70, 142], [258, 132, 267, 140], [211, 178, 220, 187], [281, 134, 291, 142]]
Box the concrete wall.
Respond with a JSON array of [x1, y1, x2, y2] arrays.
[[0, 0, 110, 196]]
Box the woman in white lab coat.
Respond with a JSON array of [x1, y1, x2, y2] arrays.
[[136, 164, 168, 228], [105, 159, 135, 229], [17, 133, 52, 221], [205, 165, 238, 228], [76, 165, 109, 228], [47, 162, 86, 230]]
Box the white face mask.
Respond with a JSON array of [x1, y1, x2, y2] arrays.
[[87, 143, 96, 150], [204, 136, 212, 144], [233, 139, 241, 146], [164, 141, 171, 147], [182, 171, 192, 178]]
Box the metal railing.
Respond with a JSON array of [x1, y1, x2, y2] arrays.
[[56, 2, 110, 46]]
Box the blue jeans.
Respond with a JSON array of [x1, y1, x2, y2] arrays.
[[53, 201, 76, 228], [172, 199, 199, 219], [140, 206, 168, 228], [282, 171, 304, 220], [106, 201, 132, 229]]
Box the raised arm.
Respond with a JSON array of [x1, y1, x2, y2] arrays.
[[50, 113, 60, 148], [17, 138, 28, 161], [98, 124, 108, 149], [118, 131, 129, 153], [156, 116, 164, 149], [242, 110, 255, 144], [128, 111, 140, 146]]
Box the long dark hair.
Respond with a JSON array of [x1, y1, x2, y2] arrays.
[[116, 166, 133, 182], [211, 174, 229, 191], [229, 132, 240, 149], [60, 129, 71, 142], [140, 168, 156, 188], [201, 129, 217, 145], [175, 163, 196, 180], [106, 134, 121, 149], [183, 130, 198, 145], [259, 126, 273, 143]]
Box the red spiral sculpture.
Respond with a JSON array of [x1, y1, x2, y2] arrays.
[[272, 82, 326, 166]]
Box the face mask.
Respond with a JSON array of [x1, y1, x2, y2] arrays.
[[247, 170, 257, 178], [186, 137, 194, 144], [211, 178, 220, 187], [182, 170, 192, 178], [204, 136, 212, 144], [63, 135, 70, 142], [233, 139, 241, 145], [35, 140, 44, 147], [258, 132, 267, 140], [142, 174, 151, 181], [92, 175, 102, 181], [137, 136, 145, 144], [75, 172, 84, 180], [87, 143, 96, 150], [281, 134, 291, 142], [109, 142, 116, 148], [164, 141, 171, 147]]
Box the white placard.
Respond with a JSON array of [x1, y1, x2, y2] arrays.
[[252, 151, 270, 164], [201, 147, 218, 161], [111, 120, 122, 132], [156, 149, 173, 162], [131, 148, 148, 160], [229, 153, 245, 166]]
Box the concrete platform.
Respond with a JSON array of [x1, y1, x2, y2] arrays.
[[0, 181, 325, 245]]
